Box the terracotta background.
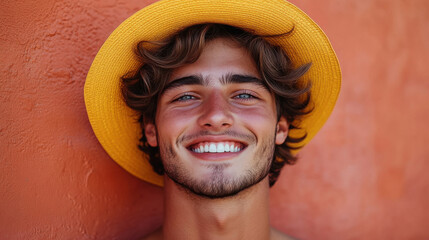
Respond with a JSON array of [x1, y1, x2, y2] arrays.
[[1, 0, 428, 239]]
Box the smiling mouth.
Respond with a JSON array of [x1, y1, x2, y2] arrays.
[[188, 141, 246, 153]]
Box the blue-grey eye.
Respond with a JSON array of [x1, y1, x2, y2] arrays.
[[177, 95, 195, 101], [235, 93, 254, 99]]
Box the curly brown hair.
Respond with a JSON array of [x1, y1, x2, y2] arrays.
[[121, 24, 312, 186]]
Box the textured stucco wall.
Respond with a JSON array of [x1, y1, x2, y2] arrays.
[[1, 0, 428, 239]]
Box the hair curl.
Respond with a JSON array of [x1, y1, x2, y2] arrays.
[[121, 24, 312, 186]]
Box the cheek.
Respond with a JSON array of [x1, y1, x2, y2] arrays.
[[155, 107, 197, 140], [233, 107, 278, 132]]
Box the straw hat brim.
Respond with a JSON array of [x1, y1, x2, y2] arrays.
[[84, 0, 341, 187]]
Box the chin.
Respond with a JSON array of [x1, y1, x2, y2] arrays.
[[165, 161, 270, 199]]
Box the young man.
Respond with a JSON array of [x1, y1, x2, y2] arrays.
[[85, 1, 341, 239]]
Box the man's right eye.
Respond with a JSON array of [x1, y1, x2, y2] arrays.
[[174, 94, 196, 102]]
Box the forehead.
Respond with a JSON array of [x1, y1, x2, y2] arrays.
[[169, 38, 261, 83]]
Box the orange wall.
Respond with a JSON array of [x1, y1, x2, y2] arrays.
[[1, 0, 428, 239]]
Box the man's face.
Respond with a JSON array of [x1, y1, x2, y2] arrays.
[[145, 38, 288, 198]]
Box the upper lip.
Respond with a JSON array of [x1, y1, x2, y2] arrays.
[[185, 135, 248, 149]]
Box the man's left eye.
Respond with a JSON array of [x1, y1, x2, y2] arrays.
[[234, 93, 255, 99]]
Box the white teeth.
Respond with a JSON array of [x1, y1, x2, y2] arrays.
[[232, 145, 240, 153], [209, 143, 216, 153], [217, 144, 224, 153], [229, 143, 235, 152], [192, 142, 242, 153]]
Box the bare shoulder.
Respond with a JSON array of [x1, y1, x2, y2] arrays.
[[142, 226, 295, 240], [141, 227, 162, 240], [271, 227, 299, 240]]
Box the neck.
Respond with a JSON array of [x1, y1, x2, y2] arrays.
[[161, 176, 271, 240]]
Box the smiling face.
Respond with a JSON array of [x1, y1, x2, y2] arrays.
[[144, 38, 288, 198]]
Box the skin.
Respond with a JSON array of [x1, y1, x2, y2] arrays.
[[143, 38, 296, 240]]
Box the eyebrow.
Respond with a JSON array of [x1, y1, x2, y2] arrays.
[[162, 73, 268, 94], [222, 74, 268, 89], [162, 75, 204, 94]]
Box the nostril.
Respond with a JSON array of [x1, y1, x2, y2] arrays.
[[198, 103, 234, 129]]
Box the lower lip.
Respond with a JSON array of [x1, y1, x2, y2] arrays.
[[188, 149, 244, 161]]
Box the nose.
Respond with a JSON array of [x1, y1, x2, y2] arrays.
[[197, 91, 233, 131]]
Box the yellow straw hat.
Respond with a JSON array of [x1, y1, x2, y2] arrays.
[[84, 0, 341, 187]]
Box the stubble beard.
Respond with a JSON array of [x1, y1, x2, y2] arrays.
[[159, 131, 276, 199]]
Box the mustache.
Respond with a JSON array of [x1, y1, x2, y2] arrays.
[[177, 130, 256, 146]]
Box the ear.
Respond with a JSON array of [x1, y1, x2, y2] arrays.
[[275, 116, 288, 145], [144, 123, 158, 147]]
